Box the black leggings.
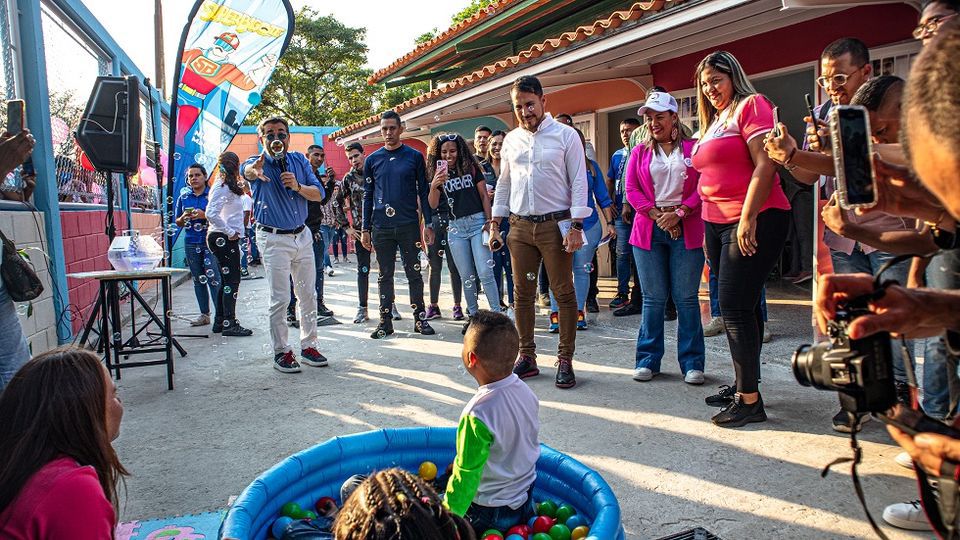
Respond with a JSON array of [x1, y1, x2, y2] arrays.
[[428, 219, 462, 305], [207, 232, 242, 322], [704, 209, 789, 394], [354, 237, 372, 308]]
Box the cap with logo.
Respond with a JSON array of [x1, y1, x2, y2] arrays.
[[638, 91, 678, 115]]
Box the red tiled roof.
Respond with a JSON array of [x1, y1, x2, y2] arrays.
[[367, 0, 528, 85], [334, 1, 681, 139]]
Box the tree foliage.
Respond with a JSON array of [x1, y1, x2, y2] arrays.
[[248, 8, 380, 127], [451, 0, 497, 25]]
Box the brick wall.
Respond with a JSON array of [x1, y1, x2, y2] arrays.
[[61, 210, 126, 333], [1, 210, 58, 354]]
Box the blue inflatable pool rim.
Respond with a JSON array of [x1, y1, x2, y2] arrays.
[[220, 427, 625, 540]]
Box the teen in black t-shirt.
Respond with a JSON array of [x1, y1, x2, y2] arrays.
[[427, 133, 501, 316]]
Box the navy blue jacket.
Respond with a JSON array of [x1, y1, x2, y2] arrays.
[[361, 145, 432, 230]]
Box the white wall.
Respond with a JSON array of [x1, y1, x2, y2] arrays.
[[2, 209, 58, 355]]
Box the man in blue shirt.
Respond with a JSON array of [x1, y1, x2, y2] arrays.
[[242, 117, 329, 374], [359, 110, 436, 339], [607, 117, 643, 317], [174, 163, 221, 328]]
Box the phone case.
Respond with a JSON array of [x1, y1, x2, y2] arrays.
[[829, 105, 878, 211]]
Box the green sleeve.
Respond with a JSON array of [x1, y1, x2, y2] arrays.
[[444, 414, 494, 516]]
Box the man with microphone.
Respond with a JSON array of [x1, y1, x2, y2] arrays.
[[243, 117, 328, 374]]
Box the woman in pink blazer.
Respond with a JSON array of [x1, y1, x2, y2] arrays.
[[624, 91, 706, 385]]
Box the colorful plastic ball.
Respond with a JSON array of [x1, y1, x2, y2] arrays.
[[537, 500, 558, 518], [419, 461, 438, 481], [315, 496, 337, 515], [280, 502, 302, 518], [532, 534, 553, 540], [507, 524, 532, 538], [271, 516, 293, 538], [532, 516, 556, 534], [571, 525, 589, 540], [564, 515, 586, 530], [302, 510, 317, 519], [528, 516, 538, 528], [554, 504, 576, 524], [481, 530, 503, 539], [506, 535, 526, 540], [549, 523, 571, 540]]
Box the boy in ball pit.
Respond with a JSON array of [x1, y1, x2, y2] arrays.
[[444, 310, 541, 534]]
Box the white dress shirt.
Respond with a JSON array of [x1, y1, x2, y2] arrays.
[[492, 113, 590, 219], [206, 181, 246, 238], [650, 145, 685, 206]]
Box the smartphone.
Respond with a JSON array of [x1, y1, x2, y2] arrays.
[[804, 93, 821, 148], [436, 160, 448, 175], [829, 105, 877, 210], [771, 106, 782, 138], [6, 99, 23, 134]]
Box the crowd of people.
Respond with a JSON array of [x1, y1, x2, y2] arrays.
[[5, 1, 960, 537]]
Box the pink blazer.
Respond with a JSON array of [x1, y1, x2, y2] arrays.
[[624, 139, 704, 250]]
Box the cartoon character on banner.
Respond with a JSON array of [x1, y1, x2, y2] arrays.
[[176, 32, 276, 147]]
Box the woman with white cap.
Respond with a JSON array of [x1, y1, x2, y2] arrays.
[[624, 90, 705, 386]]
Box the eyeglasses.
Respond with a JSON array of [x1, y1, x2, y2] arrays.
[[265, 132, 288, 142], [913, 13, 958, 40], [816, 68, 865, 89]]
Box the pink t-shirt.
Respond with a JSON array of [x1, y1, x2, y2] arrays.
[[0, 456, 115, 540], [692, 94, 791, 224]]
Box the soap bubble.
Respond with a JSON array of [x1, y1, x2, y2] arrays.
[[526, 272, 536, 281], [221, 267, 230, 275], [486, 259, 495, 268], [223, 285, 232, 294], [385, 206, 396, 218], [583, 263, 594, 273], [413, 263, 421, 271], [215, 237, 226, 247], [360, 266, 369, 273], [205, 269, 215, 278], [199, 275, 208, 284]]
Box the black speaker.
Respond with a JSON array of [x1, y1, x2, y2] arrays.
[[75, 75, 142, 174]]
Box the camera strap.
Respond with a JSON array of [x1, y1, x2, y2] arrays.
[[822, 415, 891, 540], [915, 460, 960, 540]]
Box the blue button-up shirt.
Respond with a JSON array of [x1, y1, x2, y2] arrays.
[[607, 147, 629, 210], [174, 187, 210, 244], [242, 151, 324, 230]]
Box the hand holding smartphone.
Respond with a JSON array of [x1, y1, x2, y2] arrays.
[[771, 106, 782, 138]]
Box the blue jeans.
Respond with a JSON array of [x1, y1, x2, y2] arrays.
[[922, 249, 960, 419], [615, 217, 641, 303], [0, 279, 30, 390], [464, 485, 535, 534], [448, 213, 500, 314], [633, 228, 705, 373], [830, 246, 914, 382], [492, 220, 514, 305], [184, 242, 221, 315], [707, 261, 768, 321], [550, 221, 602, 312], [289, 227, 326, 310], [318, 225, 336, 269]]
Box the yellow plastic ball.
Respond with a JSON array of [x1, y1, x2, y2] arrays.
[[418, 461, 438, 481], [571, 525, 589, 540]]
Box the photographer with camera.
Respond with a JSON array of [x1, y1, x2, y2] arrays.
[[813, 19, 960, 537]]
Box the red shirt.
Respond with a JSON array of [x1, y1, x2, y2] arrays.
[[0, 456, 115, 540], [691, 94, 791, 224]]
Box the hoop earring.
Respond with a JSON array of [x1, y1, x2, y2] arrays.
[[671, 126, 679, 141]]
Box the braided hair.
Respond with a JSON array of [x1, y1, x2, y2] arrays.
[[332, 468, 475, 540]]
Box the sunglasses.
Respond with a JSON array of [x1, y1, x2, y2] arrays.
[[438, 134, 459, 142], [265, 132, 288, 142]]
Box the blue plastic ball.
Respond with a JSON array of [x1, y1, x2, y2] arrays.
[[272, 516, 294, 538], [565, 515, 587, 529], [528, 515, 539, 528], [506, 535, 526, 540]]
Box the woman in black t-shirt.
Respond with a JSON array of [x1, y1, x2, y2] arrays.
[[427, 133, 501, 316]]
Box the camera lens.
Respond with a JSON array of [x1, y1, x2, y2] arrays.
[[792, 344, 817, 387]]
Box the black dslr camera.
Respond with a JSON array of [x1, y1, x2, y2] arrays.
[[792, 295, 898, 415]]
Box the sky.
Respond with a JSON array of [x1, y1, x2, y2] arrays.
[[80, 0, 464, 96]]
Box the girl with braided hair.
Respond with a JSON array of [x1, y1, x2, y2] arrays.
[[333, 468, 475, 540]]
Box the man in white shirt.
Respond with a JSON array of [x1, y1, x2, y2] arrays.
[[491, 75, 589, 389]]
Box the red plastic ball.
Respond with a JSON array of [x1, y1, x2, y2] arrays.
[[507, 524, 532, 538], [532, 516, 556, 534], [315, 496, 337, 515], [482, 535, 503, 540]]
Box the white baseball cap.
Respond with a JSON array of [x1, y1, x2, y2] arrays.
[[638, 91, 678, 115]]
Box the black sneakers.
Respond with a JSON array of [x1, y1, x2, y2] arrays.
[[371, 321, 394, 339], [273, 351, 301, 373], [555, 357, 576, 389], [415, 320, 436, 335], [712, 394, 767, 427], [705, 384, 736, 407], [222, 320, 253, 336], [513, 354, 540, 379], [613, 303, 642, 317], [317, 303, 334, 317], [300, 347, 329, 367]]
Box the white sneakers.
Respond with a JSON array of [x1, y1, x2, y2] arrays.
[[684, 370, 705, 385], [882, 500, 930, 531], [632, 368, 704, 384], [894, 451, 915, 470], [325, 265, 335, 277], [703, 317, 725, 337]]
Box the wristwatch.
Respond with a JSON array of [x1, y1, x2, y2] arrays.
[[571, 222, 584, 231], [675, 207, 687, 219]]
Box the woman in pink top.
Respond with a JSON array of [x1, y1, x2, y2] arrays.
[[691, 51, 790, 428], [625, 91, 706, 386], [0, 347, 127, 539]]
